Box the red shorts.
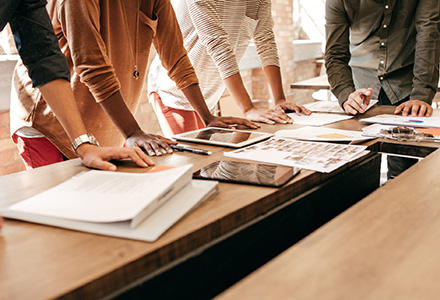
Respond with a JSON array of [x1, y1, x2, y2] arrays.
[[12, 133, 64, 169], [150, 92, 206, 136]]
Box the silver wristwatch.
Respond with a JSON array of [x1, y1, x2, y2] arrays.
[[71, 133, 99, 156]]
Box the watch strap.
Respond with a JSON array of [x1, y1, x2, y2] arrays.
[[71, 133, 99, 156]]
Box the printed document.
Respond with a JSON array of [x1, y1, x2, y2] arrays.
[[224, 138, 369, 173]]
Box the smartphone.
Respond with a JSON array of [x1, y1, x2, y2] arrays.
[[193, 160, 300, 187]]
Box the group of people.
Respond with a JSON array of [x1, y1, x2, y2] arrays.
[[0, 0, 439, 229], [4, 0, 439, 172]]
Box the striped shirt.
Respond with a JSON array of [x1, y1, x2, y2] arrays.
[[148, 0, 280, 111]]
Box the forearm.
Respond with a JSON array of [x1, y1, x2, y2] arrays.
[[263, 65, 286, 104], [325, 0, 356, 105], [99, 91, 142, 139], [38, 79, 87, 141], [224, 73, 254, 113], [180, 84, 215, 124]]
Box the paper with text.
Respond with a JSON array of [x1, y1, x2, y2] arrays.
[[6, 165, 193, 225]]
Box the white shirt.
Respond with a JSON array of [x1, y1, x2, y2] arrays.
[[148, 0, 280, 111]]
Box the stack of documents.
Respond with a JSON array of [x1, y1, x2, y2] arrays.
[[224, 138, 369, 173], [1, 164, 218, 242]]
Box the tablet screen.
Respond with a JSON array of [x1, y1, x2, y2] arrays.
[[193, 160, 300, 187], [172, 127, 273, 148]]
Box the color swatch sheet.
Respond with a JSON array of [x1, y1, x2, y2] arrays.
[[360, 114, 440, 128], [224, 138, 369, 173], [275, 126, 371, 142]]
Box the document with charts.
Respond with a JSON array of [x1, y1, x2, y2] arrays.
[[1, 164, 218, 242], [360, 114, 440, 128], [224, 138, 369, 173]]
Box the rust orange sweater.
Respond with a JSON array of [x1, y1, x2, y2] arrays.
[[10, 0, 198, 158]]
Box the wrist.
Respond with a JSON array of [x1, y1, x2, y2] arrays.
[[75, 143, 99, 158], [274, 99, 287, 106], [202, 114, 216, 125]]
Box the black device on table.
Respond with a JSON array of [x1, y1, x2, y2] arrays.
[[193, 160, 300, 187]]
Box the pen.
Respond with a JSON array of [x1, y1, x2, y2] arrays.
[[170, 145, 212, 155]]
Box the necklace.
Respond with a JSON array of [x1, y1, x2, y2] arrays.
[[121, 0, 140, 79]]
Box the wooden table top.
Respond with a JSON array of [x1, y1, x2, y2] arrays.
[[1, 106, 439, 299], [0, 121, 378, 299], [217, 119, 440, 300]]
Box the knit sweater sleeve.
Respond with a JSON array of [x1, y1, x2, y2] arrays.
[[57, 0, 121, 102]]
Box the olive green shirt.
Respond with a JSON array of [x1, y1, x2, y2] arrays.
[[325, 0, 440, 106]]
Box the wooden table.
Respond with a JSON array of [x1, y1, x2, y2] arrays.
[[290, 74, 330, 90], [216, 112, 440, 300], [0, 123, 382, 299]]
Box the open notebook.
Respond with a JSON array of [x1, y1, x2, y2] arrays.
[[1, 165, 218, 242]]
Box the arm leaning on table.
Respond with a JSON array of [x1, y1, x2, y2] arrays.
[[188, 0, 310, 125], [152, 0, 257, 131], [3, 0, 152, 170]]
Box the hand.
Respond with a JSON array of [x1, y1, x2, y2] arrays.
[[343, 88, 373, 115], [125, 130, 177, 156], [394, 100, 433, 117], [205, 116, 260, 129], [244, 107, 294, 125], [76, 144, 154, 171], [275, 100, 312, 116], [0, 216, 3, 231]]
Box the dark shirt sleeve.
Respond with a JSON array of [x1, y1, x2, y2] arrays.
[[411, 0, 440, 103], [5, 0, 70, 87], [324, 0, 356, 107]]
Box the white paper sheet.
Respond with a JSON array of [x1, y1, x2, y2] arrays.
[[287, 112, 353, 126], [304, 100, 378, 114]]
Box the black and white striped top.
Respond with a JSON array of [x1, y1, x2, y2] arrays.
[[148, 0, 280, 111]]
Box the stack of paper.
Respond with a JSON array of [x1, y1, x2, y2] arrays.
[[1, 165, 218, 242], [224, 138, 369, 173]]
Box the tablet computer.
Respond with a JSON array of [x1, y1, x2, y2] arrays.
[[193, 160, 301, 187], [172, 127, 273, 148]]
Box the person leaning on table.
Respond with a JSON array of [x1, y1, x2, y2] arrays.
[[9, 0, 257, 170], [325, 0, 440, 179], [148, 0, 310, 136], [2, 0, 153, 171]]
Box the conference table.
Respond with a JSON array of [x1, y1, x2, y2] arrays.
[[217, 117, 440, 300], [1, 106, 439, 299]]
